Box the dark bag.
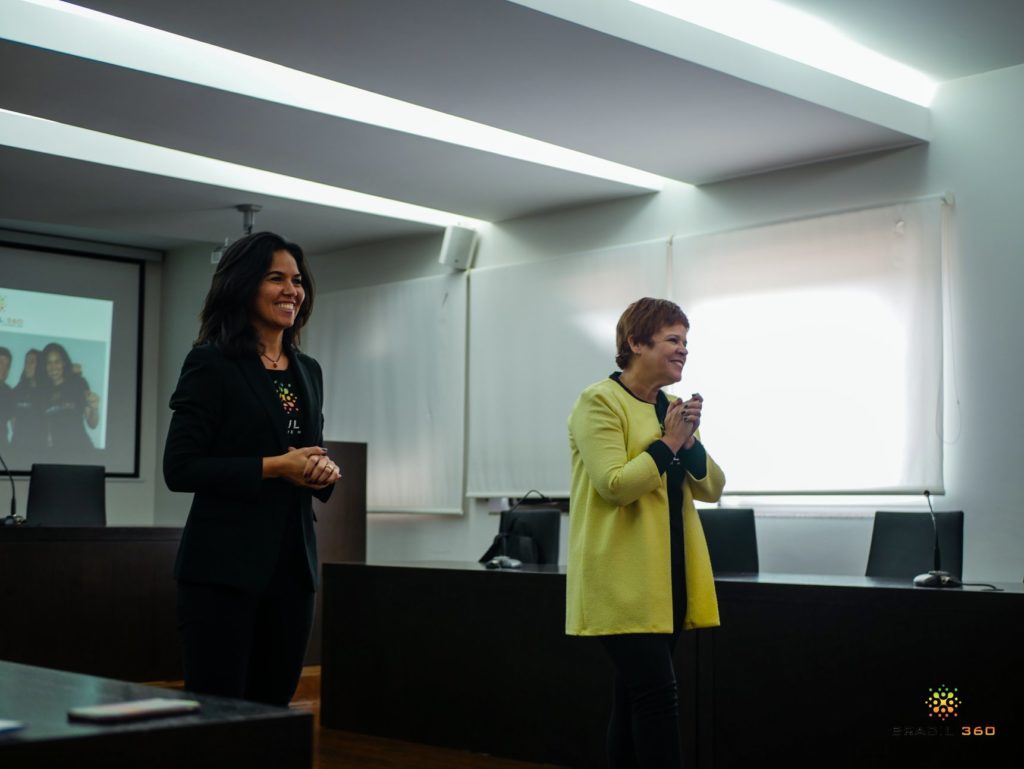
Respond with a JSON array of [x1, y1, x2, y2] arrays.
[[478, 532, 539, 563]]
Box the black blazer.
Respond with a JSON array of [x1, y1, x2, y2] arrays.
[[164, 343, 334, 591]]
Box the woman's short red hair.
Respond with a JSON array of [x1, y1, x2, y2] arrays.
[[615, 298, 689, 369]]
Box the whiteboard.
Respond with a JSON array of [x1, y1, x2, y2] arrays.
[[308, 273, 467, 513], [467, 240, 668, 497]]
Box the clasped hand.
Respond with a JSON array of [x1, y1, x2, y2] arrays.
[[276, 446, 341, 490], [662, 393, 702, 453]]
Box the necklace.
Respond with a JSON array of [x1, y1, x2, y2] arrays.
[[260, 349, 284, 368]]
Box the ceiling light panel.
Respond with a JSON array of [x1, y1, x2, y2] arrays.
[[1, 0, 670, 190], [0, 108, 487, 228], [628, 0, 937, 106]]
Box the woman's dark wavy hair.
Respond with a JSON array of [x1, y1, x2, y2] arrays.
[[195, 231, 316, 357], [40, 342, 74, 386], [18, 348, 41, 386]]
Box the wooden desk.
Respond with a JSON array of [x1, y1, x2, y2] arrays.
[[0, 527, 182, 681], [708, 573, 1024, 769], [320, 561, 698, 769], [0, 660, 311, 769], [320, 563, 1024, 769]]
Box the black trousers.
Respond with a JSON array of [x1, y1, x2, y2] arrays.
[[597, 566, 687, 769], [177, 571, 314, 707]]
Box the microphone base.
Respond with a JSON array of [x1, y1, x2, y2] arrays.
[[913, 570, 961, 588]]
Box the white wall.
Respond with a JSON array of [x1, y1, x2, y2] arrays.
[[6, 56, 1015, 582], [922, 63, 1024, 584], [308, 63, 1024, 582], [153, 244, 216, 525], [311, 233, 448, 290], [130, 63, 1023, 581]]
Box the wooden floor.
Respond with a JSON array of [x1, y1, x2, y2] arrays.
[[292, 668, 566, 769], [152, 667, 563, 768], [310, 717, 566, 769]]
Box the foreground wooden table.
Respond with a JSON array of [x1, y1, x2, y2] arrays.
[[0, 660, 312, 769]]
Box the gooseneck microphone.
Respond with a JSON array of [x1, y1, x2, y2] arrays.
[[1, 451, 20, 526], [913, 490, 960, 588]]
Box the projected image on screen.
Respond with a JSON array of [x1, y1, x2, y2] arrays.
[[1, 243, 142, 476], [0, 287, 113, 467]]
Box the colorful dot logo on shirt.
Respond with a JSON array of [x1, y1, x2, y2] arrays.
[[273, 379, 300, 415], [925, 685, 961, 720]]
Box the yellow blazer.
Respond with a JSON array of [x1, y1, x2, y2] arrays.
[[566, 377, 725, 635]]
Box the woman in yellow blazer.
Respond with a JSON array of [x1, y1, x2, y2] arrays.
[[567, 297, 725, 769]]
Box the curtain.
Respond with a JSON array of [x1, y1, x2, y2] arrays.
[[670, 200, 944, 493]]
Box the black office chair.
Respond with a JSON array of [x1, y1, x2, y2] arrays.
[[497, 507, 562, 565], [26, 464, 107, 527], [865, 511, 964, 580], [697, 508, 759, 573]]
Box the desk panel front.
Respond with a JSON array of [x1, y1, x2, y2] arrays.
[[0, 527, 182, 681], [321, 561, 700, 768], [321, 564, 1023, 769], [710, 574, 1024, 768]]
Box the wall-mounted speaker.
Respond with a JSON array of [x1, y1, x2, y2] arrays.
[[438, 226, 479, 270]]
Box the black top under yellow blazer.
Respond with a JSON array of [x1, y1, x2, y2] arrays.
[[164, 343, 334, 592]]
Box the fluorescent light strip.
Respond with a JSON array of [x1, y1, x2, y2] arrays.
[[2, 0, 669, 191], [0, 108, 487, 229], [629, 0, 937, 106]]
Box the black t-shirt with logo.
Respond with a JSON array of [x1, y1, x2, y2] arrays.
[[267, 366, 312, 592], [268, 367, 304, 444]]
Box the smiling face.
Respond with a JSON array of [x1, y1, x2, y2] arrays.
[[250, 249, 305, 338], [628, 323, 689, 387], [45, 349, 64, 385], [24, 351, 37, 379]]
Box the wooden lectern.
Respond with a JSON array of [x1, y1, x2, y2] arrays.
[[307, 440, 367, 663]]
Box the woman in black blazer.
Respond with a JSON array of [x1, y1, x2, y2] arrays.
[[164, 231, 340, 706]]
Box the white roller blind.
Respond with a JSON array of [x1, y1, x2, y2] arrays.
[[467, 240, 667, 497], [307, 274, 467, 513], [670, 201, 944, 494]]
